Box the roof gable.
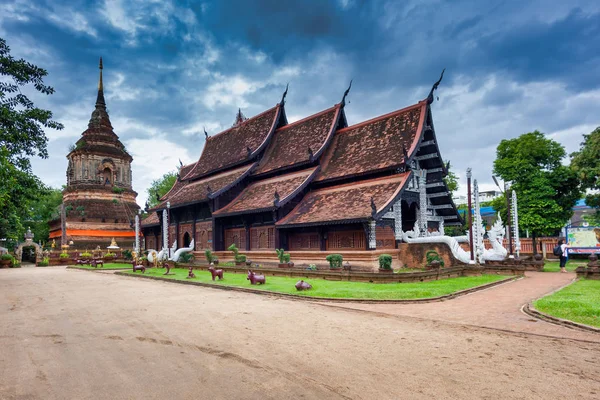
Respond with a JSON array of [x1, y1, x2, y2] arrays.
[[253, 105, 341, 175], [184, 105, 282, 180], [315, 102, 427, 183]]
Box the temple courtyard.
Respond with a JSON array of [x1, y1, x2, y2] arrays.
[[1, 267, 599, 399]]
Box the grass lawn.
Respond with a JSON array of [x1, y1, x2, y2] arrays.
[[534, 279, 600, 328], [73, 262, 132, 270], [123, 268, 510, 300], [543, 260, 585, 272]]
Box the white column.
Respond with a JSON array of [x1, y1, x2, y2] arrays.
[[512, 190, 521, 258], [368, 220, 377, 249], [473, 179, 485, 264], [394, 200, 403, 240], [135, 211, 140, 254], [162, 209, 168, 251], [417, 169, 428, 236]]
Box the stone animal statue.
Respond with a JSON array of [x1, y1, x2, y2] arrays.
[[247, 270, 265, 285], [208, 266, 223, 281], [147, 249, 158, 263], [163, 262, 172, 275], [295, 280, 312, 291], [77, 259, 90, 266], [131, 260, 145, 273], [91, 259, 103, 268], [186, 266, 196, 279]]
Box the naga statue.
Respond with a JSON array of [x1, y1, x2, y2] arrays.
[[170, 239, 195, 262], [483, 214, 508, 261], [402, 220, 472, 264]]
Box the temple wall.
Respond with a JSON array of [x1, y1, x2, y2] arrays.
[[397, 242, 464, 268], [68, 153, 133, 188]]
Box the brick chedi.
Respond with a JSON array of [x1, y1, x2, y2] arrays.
[[49, 58, 139, 249]]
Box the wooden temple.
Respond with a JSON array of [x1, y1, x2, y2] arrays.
[[141, 74, 461, 260], [49, 58, 140, 249]]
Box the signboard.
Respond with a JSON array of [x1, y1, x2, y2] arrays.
[[566, 226, 600, 254]]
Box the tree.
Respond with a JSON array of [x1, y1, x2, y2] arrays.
[[146, 172, 178, 208], [493, 131, 580, 253], [25, 187, 63, 245], [571, 127, 600, 222], [443, 160, 459, 194], [0, 37, 63, 245]]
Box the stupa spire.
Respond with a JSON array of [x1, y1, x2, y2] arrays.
[[96, 57, 106, 107]]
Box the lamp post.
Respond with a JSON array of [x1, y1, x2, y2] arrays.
[[493, 176, 513, 258], [467, 168, 475, 264]]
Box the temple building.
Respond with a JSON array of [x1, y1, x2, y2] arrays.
[[141, 74, 461, 263], [49, 59, 139, 249]]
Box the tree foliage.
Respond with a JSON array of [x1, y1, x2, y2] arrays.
[[493, 131, 580, 239], [571, 126, 600, 221], [0, 37, 63, 244], [25, 187, 63, 245], [146, 171, 177, 208], [443, 160, 459, 194]]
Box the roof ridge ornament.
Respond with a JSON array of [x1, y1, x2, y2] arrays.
[[280, 83, 289, 106], [341, 79, 352, 108], [426, 69, 445, 105], [307, 146, 314, 161], [274, 189, 280, 206], [370, 196, 377, 217], [204, 127, 208, 140], [233, 108, 248, 127]]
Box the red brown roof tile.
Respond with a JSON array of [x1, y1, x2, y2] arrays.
[[315, 102, 426, 182], [253, 105, 341, 175], [184, 105, 282, 180], [213, 167, 319, 217], [161, 163, 255, 209], [276, 173, 411, 227], [141, 212, 160, 227]]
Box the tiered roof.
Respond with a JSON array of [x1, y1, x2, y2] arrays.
[[213, 167, 319, 217], [253, 105, 342, 175], [277, 173, 411, 228], [183, 104, 283, 180], [316, 102, 426, 183], [158, 163, 255, 209]]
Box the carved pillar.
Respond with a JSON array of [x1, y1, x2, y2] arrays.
[[512, 190, 521, 258], [60, 203, 67, 246], [394, 200, 402, 240], [368, 220, 377, 249], [473, 180, 485, 264], [162, 208, 168, 251], [416, 169, 428, 236], [134, 213, 140, 254]]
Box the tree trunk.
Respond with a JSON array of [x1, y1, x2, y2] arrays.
[[532, 232, 538, 255]]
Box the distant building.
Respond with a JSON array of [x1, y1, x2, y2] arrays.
[[49, 59, 139, 249], [453, 190, 502, 206]]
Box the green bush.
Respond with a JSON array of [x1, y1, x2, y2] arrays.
[[112, 187, 124, 194], [122, 249, 132, 260], [205, 249, 214, 263], [81, 252, 92, 258], [326, 254, 343, 269], [236, 254, 247, 263], [1, 254, 13, 261], [179, 252, 195, 263], [104, 252, 115, 259], [426, 250, 445, 267], [378, 254, 393, 270], [307, 264, 317, 271], [59, 252, 69, 259], [38, 257, 49, 267], [275, 248, 291, 263]]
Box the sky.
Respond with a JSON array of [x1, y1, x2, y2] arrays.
[[1, 0, 599, 207]]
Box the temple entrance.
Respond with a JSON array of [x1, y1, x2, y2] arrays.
[[183, 232, 191, 248], [401, 201, 418, 232], [15, 241, 42, 265], [21, 246, 36, 263]]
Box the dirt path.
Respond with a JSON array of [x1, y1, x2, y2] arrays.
[[1, 267, 599, 399], [323, 271, 600, 342]]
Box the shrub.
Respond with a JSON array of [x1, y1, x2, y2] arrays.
[[81, 252, 92, 258], [59, 252, 69, 259], [275, 248, 291, 264], [227, 243, 239, 257], [38, 257, 49, 267], [180, 252, 195, 263], [11, 259, 21, 268], [378, 254, 393, 270], [122, 249, 132, 260], [236, 254, 247, 263], [205, 249, 214, 263], [112, 187, 124, 194], [104, 252, 115, 259], [1, 254, 14, 261], [426, 250, 445, 267], [326, 254, 343, 269], [307, 264, 317, 271]]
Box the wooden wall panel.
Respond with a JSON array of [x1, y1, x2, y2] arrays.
[[250, 226, 275, 250], [195, 221, 213, 251], [326, 230, 365, 250], [376, 225, 396, 249], [289, 232, 320, 251], [224, 228, 246, 250]]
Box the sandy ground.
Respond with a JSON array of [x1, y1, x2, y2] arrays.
[[0, 267, 599, 400]]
